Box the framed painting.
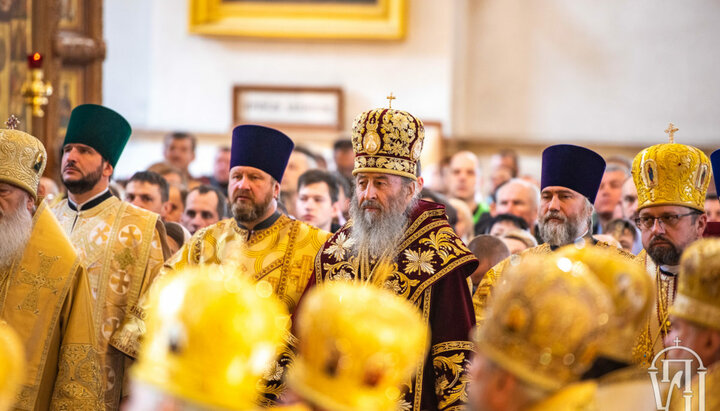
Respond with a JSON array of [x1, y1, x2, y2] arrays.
[[233, 85, 343, 131], [189, 0, 406, 40]]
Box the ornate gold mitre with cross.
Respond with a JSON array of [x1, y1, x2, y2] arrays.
[[670, 238, 720, 331], [631, 123, 711, 212], [0, 115, 47, 199], [474, 253, 613, 392], [351, 96, 425, 181]]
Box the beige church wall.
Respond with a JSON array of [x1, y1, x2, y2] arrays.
[[456, 0, 720, 149], [104, 0, 720, 181], [104, 0, 460, 178]]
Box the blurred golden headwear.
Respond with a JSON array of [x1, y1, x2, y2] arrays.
[[0, 322, 24, 411], [351, 106, 425, 181], [631, 123, 711, 212], [475, 253, 612, 392], [131, 266, 289, 410], [670, 238, 720, 331], [0, 116, 47, 199], [287, 283, 429, 411], [556, 245, 652, 363]]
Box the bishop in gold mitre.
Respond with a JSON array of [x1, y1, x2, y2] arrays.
[[0, 116, 103, 409], [112, 124, 330, 406], [50, 105, 170, 409], [472, 144, 637, 326], [467, 252, 613, 411], [665, 238, 720, 411], [555, 245, 657, 411], [631, 123, 711, 366]]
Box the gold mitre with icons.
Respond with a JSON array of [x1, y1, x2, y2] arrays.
[[474, 253, 613, 392], [555, 245, 652, 364], [632, 123, 711, 212], [287, 282, 429, 411], [0, 115, 47, 200], [351, 94, 425, 181], [131, 266, 290, 411], [670, 238, 720, 331], [0, 322, 24, 411]]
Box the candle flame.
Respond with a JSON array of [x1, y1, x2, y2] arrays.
[[32, 53, 41, 61]]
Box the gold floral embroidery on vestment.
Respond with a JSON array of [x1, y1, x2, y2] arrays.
[[51, 344, 103, 409]]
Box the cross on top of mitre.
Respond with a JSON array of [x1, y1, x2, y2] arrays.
[[386, 93, 396, 109], [665, 123, 679, 143], [5, 115, 20, 130]]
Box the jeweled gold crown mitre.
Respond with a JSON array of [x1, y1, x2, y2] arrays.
[[287, 283, 428, 411], [131, 266, 289, 410], [351, 97, 425, 181], [670, 238, 720, 331], [0, 115, 47, 199], [632, 123, 711, 212], [475, 253, 612, 391], [556, 245, 652, 364]]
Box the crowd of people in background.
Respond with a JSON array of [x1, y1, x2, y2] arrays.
[[3, 100, 720, 410], [62, 130, 716, 272]]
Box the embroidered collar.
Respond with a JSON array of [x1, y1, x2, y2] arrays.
[[68, 189, 113, 212], [235, 211, 281, 231]]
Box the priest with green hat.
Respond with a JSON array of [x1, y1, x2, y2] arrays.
[[51, 104, 170, 409]]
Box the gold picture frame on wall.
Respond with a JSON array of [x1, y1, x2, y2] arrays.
[[189, 0, 406, 40]]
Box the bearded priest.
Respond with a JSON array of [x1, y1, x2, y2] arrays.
[[51, 105, 170, 409], [304, 103, 479, 411], [0, 116, 103, 410]]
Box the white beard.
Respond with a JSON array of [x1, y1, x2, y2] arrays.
[[347, 193, 416, 259], [0, 206, 33, 271]]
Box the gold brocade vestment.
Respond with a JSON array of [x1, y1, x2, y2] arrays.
[[310, 201, 479, 411], [111, 214, 330, 404], [1, 201, 102, 410], [51, 195, 167, 409]]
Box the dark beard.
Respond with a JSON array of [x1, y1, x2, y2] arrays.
[[231, 189, 273, 223], [647, 235, 681, 266], [62, 162, 104, 194]]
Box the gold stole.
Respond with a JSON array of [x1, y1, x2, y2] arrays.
[[632, 250, 671, 367], [52, 197, 164, 408], [2, 201, 102, 410]]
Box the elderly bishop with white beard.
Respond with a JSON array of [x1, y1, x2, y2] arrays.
[[0, 117, 103, 410], [472, 144, 638, 326], [303, 104, 479, 411]]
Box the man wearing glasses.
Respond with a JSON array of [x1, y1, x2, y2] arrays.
[[631, 123, 711, 366]]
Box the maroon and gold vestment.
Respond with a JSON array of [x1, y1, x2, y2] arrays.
[[307, 200, 478, 411]]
